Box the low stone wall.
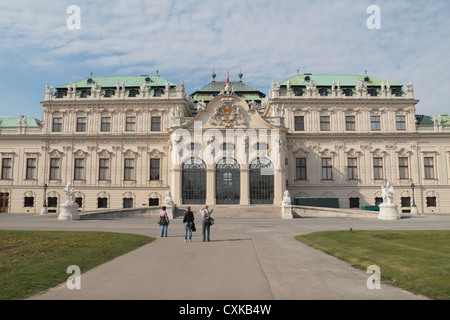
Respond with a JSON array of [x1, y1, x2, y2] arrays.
[[80, 206, 162, 219], [78, 205, 380, 220], [292, 205, 379, 218]]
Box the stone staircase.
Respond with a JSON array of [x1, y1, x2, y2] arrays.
[[174, 204, 282, 219]]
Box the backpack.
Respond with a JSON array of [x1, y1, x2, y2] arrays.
[[203, 210, 210, 224]]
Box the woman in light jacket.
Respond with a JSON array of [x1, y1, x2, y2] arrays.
[[159, 206, 170, 237]]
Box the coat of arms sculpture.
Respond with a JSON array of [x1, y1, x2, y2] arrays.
[[208, 98, 246, 127]]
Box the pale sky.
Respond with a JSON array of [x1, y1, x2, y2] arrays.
[[0, 0, 449, 119]]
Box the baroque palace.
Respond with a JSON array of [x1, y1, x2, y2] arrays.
[[0, 70, 449, 215]]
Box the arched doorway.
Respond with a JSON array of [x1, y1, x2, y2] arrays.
[[182, 158, 206, 204], [249, 157, 274, 204], [216, 158, 240, 204]]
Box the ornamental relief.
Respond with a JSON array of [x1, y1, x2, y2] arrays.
[[208, 98, 246, 127], [148, 149, 163, 158], [73, 149, 88, 157], [48, 149, 63, 158]]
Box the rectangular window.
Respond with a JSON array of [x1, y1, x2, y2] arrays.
[[320, 116, 330, 131], [99, 159, 109, 181], [123, 198, 133, 208], [426, 196, 436, 207], [401, 197, 411, 207], [49, 158, 60, 180], [398, 157, 409, 179], [75, 197, 83, 208], [97, 197, 108, 208], [349, 197, 360, 208], [149, 198, 159, 206], [373, 157, 383, 180], [321, 158, 332, 180], [295, 158, 307, 180], [222, 143, 235, 151], [347, 157, 358, 180], [150, 158, 160, 180], [151, 117, 161, 131], [371, 116, 381, 131], [1, 158, 12, 180], [52, 117, 62, 132], [255, 142, 268, 151], [396, 115, 406, 130], [294, 116, 305, 131], [74, 158, 85, 180], [124, 158, 135, 181], [375, 197, 383, 206], [24, 197, 34, 207], [26, 158, 37, 180], [76, 117, 86, 132], [424, 157, 435, 179], [104, 89, 114, 98], [125, 116, 136, 132], [101, 117, 111, 132], [345, 116, 356, 131], [48, 197, 58, 208]]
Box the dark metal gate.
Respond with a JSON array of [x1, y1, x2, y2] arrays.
[[216, 158, 240, 204], [182, 158, 206, 204], [249, 158, 274, 204], [0, 193, 9, 213]]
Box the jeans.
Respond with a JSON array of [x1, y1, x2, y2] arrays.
[[184, 222, 192, 240], [202, 222, 210, 241], [160, 224, 168, 237]]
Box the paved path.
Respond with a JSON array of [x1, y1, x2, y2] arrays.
[[2, 213, 449, 300]]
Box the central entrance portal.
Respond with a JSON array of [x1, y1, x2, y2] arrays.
[[182, 158, 206, 204], [216, 158, 240, 204]]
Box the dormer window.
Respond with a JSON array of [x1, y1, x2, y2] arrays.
[[128, 89, 139, 97], [104, 89, 114, 97], [80, 90, 90, 98], [343, 88, 352, 96], [154, 88, 163, 97], [319, 88, 328, 96], [293, 88, 303, 96], [392, 88, 402, 96]]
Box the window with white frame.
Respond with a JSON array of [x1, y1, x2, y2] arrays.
[[398, 157, 409, 179], [424, 157, 435, 179]]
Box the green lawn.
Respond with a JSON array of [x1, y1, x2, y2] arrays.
[[0, 230, 154, 300], [295, 230, 450, 300]]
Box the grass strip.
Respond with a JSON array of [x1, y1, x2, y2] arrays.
[[0, 230, 154, 300], [295, 230, 450, 300]]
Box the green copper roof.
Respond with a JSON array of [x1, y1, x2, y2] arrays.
[[194, 81, 261, 92], [420, 115, 450, 125], [0, 117, 41, 127], [56, 74, 175, 89], [190, 81, 265, 99], [280, 74, 402, 87]]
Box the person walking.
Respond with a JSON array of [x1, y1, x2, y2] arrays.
[[201, 205, 214, 242], [159, 206, 170, 237], [183, 206, 195, 242]]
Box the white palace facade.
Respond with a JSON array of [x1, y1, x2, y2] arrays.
[[0, 71, 449, 215]]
